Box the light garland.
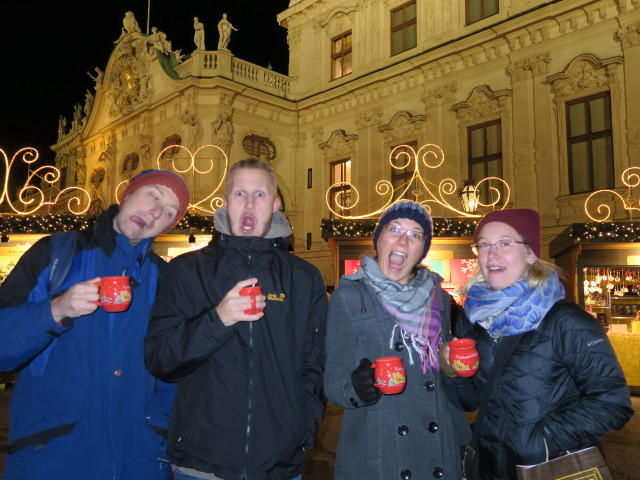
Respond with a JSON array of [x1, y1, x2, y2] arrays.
[[569, 221, 640, 243], [116, 144, 229, 215], [0, 147, 91, 215], [584, 167, 640, 222], [324, 144, 511, 220]]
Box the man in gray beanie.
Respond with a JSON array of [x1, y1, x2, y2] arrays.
[[0, 169, 189, 480]]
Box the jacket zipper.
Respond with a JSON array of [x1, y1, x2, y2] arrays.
[[242, 241, 254, 480]]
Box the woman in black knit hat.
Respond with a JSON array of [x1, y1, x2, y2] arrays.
[[324, 200, 471, 480]]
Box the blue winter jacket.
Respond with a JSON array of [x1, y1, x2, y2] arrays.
[[0, 206, 174, 480]]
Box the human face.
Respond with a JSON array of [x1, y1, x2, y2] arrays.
[[475, 221, 536, 291], [113, 185, 180, 245], [223, 167, 281, 237], [376, 218, 425, 284]]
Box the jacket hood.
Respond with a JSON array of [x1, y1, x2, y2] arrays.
[[213, 208, 293, 239]]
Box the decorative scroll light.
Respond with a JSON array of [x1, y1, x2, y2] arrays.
[[584, 167, 640, 222], [325, 144, 510, 220], [0, 147, 91, 215], [116, 144, 229, 215]]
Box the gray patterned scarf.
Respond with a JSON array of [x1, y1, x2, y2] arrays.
[[350, 255, 443, 372]]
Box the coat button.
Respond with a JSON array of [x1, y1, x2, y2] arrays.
[[394, 341, 405, 352], [424, 381, 435, 391], [432, 467, 444, 478], [428, 422, 439, 433], [397, 425, 409, 436], [400, 469, 412, 480], [349, 397, 359, 408], [113, 370, 122, 377]]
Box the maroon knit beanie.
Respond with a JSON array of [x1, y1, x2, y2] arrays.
[[121, 170, 190, 232], [474, 209, 541, 257]]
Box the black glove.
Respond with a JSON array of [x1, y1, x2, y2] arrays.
[[351, 358, 381, 403]]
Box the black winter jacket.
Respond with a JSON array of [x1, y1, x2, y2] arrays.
[[447, 300, 633, 480], [144, 230, 328, 480]]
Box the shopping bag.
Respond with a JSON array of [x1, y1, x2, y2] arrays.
[[516, 446, 612, 480]]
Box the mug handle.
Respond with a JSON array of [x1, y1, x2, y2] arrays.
[[93, 279, 102, 306]]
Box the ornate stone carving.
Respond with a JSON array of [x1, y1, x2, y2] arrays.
[[507, 53, 552, 81], [139, 134, 153, 165], [614, 23, 640, 48], [318, 130, 359, 159], [107, 35, 153, 118], [354, 108, 383, 129], [421, 83, 458, 108], [546, 54, 622, 98], [452, 86, 512, 124], [180, 111, 204, 151], [378, 111, 427, 142], [211, 113, 234, 153]]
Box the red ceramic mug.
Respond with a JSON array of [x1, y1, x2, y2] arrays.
[[239, 285, 263, 315], [449, 338, 479, 377], [94, 276, 132, 312], [371, 356, 406, 394]]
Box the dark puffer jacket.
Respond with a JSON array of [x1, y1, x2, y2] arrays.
[[448, 300, 633, 480]]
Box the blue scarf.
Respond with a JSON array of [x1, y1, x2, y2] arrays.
[[464, 271, 565, 338]]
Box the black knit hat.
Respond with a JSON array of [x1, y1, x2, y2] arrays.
[[373, 200, 433, 261]]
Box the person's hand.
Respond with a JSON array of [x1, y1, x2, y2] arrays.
[[439, 338, 458, 378], [50, 277, 101, 324], [351, 358, 381, 403], [215, 278, 265, 327]]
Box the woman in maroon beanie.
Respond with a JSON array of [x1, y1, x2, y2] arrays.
[[442, 208, 633, 480]]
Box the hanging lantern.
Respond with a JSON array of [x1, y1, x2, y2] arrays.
[[459, 181, 480, 214]]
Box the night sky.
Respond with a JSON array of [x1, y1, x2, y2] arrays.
[[0, 1, 290, 173]]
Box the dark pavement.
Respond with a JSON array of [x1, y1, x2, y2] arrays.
[[1, 388, 639, 479]]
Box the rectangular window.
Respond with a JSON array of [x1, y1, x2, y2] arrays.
[[331, 32, 352, 80], [567, 93, 614, 194], [466, 0, 499, 25], [391, 142, 418, 200], [468, 120, 503, 205], [329, 159, 352, 218], [391, 1, 417, 56]]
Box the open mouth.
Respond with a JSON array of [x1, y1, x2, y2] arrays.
[[242, 215, 255, 233], [388, 251, 406, 270]]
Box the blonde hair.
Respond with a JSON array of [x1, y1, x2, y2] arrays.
[[225, 158, 277, 195], [463, 246, 562, 294]]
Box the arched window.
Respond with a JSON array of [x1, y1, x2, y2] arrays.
[[242, 135, 276, 160]]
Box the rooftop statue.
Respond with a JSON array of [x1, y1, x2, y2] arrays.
[[87, 67, 104, 89], [217, 13, 238, 51], [115, 11, 141, 43], [194, 17, 205, 50], [84, 90, 94, 117]]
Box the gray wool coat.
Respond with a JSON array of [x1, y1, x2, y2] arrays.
[[324, 271, 471, 480]]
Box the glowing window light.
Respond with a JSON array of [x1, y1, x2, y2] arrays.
[[324, 143, 510, 220]]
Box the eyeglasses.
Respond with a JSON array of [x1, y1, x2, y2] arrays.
[[471, 240, 527, 256], [383, 224, 425, 242]]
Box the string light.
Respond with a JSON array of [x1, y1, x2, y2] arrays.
[[324, 144, 510, 219], [0, 147, 91, 215], [116, 144, 229, 215], [584, 167, 640, 222]]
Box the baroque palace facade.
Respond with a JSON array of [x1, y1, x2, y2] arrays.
[[49, 0, 640, 288]]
